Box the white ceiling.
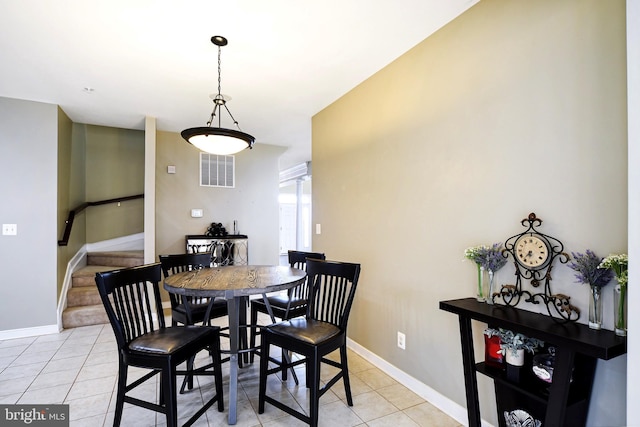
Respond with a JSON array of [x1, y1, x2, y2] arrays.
[[0, 0, 477, 169]]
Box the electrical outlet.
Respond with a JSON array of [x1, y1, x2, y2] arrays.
[[2, 224, 17, 235], [397, 331, 406, 350]]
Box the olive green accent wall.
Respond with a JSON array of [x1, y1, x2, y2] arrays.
[[82, 124, 145, 243], [312, 1, 626, 425], [59, 122, 141, 297], [67, 122, 88, 251]]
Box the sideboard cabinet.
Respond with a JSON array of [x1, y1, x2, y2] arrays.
[[185, 234, 248, 266], [439, 298, 626, 427]]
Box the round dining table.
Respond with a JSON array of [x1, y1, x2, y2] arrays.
[[164, 264, 306, 425]]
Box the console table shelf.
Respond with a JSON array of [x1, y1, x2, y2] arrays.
[[440, 298, 626, 427]]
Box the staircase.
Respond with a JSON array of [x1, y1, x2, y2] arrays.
[[62, 250, 145, 329]]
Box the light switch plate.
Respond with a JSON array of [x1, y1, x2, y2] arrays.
[[2, 224, 17, 235], [167, 165, 176, 174], [191, 209, 203, 218]]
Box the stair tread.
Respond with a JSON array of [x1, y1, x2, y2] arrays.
[[88, 250, 144, 258], [64, 250, 145, 328], [62, 304, 109, 328], [73, 265, 123, 277], [72, 265, 124, 287], [67, 286, 102, 307], [88, 250, 144, 268], [68, 286, 98, 294]]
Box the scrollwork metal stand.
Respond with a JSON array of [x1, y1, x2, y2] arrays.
[[492, 212, 580, 322]]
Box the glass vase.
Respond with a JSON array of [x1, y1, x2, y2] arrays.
[[486, 270, 496, 305], [588, 285, 603, 330], [613, 283, 627, 336], [476, 265, 485, 302]]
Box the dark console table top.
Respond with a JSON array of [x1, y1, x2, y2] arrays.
[[440, 298, 626, 360]]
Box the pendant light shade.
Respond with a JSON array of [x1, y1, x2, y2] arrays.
[[182, 127, 255, 156], [181, 36, 255, 155]]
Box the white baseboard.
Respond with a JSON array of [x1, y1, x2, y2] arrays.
[[57, 248, 89, 330], [347, 338, 494, 427], [0, 324, 60, 341]]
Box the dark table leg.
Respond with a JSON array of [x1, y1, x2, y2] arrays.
[[459, 316, 481, 427], [544, 346, 574, 427], [226, 292, 240, 425]]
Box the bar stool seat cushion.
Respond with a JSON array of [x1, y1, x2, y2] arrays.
[[265, 319, 340, 345], [129, 326, 217, 354]]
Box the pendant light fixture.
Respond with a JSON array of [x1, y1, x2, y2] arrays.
[[181, 36, 255, 155]]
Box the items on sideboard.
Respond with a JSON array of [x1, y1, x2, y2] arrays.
[[567, 250, 613, 330], [464, 243, 508, 303], [504, 409, 541, 427], [465, 211, 630, 335], [186, 234, 248, 266], [532, 347, 556, 384], [598, 253, 628, 336], [441, 298, 626, 427], [485, 327, 559, 385], [483, 328, 504, 369], [498, 213, 579, 321], [484, 328, 543, 383], [206, 222, 228, 237]]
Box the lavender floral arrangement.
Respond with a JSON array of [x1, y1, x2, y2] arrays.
[[464, 245, 487, 266], [568, 250, 613, 288], [481, 243, 508, 273], [464, 243, 508, 272], [465, 243, 508, 301]]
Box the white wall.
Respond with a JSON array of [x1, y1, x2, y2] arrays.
[[625, 0, 639, 424], [0, 97, 59, 332]]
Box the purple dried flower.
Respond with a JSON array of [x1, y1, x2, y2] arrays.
[[478, 243, 508, 272], [568, 250, 613, 288]]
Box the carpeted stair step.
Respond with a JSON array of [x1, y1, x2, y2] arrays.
[[67, 286, 102, 307], [71, 265, 122, 288], [88, 250, 144, 268], [62, 250, 145, 329], [62, 304, 109, 328]]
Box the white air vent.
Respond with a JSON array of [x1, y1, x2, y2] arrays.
[[200, 153, 234, 188]]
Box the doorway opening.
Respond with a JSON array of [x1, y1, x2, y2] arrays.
[[279, 174, 312, 265]]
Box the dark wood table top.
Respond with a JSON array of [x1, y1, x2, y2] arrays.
[[164, 265, 306, 298]]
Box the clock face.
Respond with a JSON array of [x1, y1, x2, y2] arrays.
[[515, 234, 549, 269]]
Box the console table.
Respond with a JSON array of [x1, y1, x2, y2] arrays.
[[440, 298, 626, 427], [185, 234, 248, 266]]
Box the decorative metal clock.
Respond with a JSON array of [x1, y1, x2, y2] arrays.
[[493, 212, 579, 322]]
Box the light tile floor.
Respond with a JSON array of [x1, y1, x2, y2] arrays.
[[0, 316, 461, 427]]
